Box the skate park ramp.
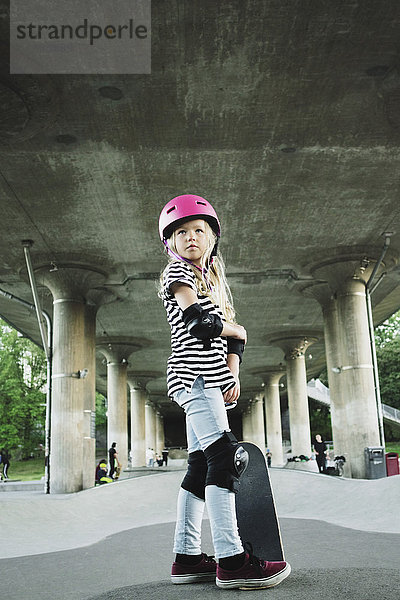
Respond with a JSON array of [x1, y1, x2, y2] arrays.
[[0, 468, 399, 600]]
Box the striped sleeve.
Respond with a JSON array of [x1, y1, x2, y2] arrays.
[[162, 262, 197, 300]]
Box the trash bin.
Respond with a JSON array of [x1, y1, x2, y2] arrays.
[[385, 452, 400, 477], [364, 447, 386, 479]]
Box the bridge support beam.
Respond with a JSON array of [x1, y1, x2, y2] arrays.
[[241, 393, 265, 451], [98, 340, 141, 471], [263, 370, 285, 466], [251, 393, 266, 452], [128, 384, 147, 467], [302, 283, 349, 465], [82, 304, 97, 490], [311, 257, 382, 478], [156, 412, 165, 456], [127, 372, 162, 467], [145, 402, 157, 459], [242, 405, 252, 441], [38, 266, 105, 494], [270, 335, 318, 458], [106, 360, 128, 469]]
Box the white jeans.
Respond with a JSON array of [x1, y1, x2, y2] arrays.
[[173, 376, 244, 559]]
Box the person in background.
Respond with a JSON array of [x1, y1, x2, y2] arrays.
[[108, 442, 119, 478], [313, 434, 327, 473], [1, 448, 10, 480], [96, 461, 113, 485], [162, 448, 169, 466]]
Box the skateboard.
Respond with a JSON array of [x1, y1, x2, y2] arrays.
[[235, 441, 285, 561]]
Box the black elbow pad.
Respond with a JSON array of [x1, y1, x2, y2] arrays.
[[227, 337, 245, 364], [182, 303, 223, 340]]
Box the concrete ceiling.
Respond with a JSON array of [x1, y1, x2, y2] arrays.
[[1, 1, 400, 417]]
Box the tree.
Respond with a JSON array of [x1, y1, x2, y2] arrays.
[[374, 310, 400, 411], [0, 319, 47, 458], [375, 311, 400, 348], [95, 392, 107, 428], [309, 401, 332, 442]]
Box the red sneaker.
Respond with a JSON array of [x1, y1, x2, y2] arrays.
[[171, 553, 217, 584], [216, 544, 291, 590]]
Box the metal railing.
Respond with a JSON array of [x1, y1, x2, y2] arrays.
[[307, 379, 400, 426], [382, 404, 400, 424]]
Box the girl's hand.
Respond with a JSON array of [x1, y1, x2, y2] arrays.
[[224, 369, 240, 406], [236, 325, 247, 344], [225, 353, 240, 407], [232, 324, 247, 344]]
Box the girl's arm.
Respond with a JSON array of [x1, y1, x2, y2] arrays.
[[224, 353, 241, 404], [171, 283, 247, 342], [227, 353, 240, 377]]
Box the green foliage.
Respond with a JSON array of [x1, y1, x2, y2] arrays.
[[385, 441, 400, 455], [95, 392, 107, 428], [376, 339, 400, 410], [375, 312, 400, 348], [375, 311, 400, 412], [0, 319, 47, 458], [309, 402, 332, 441], [9, 456, 45, 481]]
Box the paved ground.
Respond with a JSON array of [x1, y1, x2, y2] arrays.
[[1, 468, 400, 600]]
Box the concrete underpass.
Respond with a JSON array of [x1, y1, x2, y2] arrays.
[[0, 1, 400, 491], [1, 2, 400, 598]]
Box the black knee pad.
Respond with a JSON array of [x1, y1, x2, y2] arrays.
[[181, 450, 207, 500], [204, 431, 249, 493]]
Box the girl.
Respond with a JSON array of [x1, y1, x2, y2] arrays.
[[158, 194, 290, 590]]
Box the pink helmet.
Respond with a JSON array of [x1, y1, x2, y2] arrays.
[[159, 194, 221, 242]]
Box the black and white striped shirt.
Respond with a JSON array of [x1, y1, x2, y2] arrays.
[[161, 261, 236, 398]]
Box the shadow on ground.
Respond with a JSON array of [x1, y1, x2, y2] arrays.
[[87, 569, 400, 600]]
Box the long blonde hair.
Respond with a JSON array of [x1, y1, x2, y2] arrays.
[[159, 220, 236, 324]]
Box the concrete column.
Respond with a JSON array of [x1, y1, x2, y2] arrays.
[[127, 372, 162, 467], [242, 406, 252, 441], [145, 402, 157, 454], [337, 278, 380, 477], [82, 304, 97, 489], [128, 384, 146, 467], [312, 257, 382, 478], [270, 335, 318, 457], [38, 266, 105, 494], [97, 340, 141, 471], [51, 298, 86, 493], [241, 394, 265, 450], [302, 283, 349, 462], [156, 412, 165, 455], [106, 360, 128, 468], [250, 393, 266, 451], [287, 354, 311, 457], [263, 371, 285, 466]]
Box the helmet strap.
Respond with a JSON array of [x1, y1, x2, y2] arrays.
[[210, 239, 219, 258]]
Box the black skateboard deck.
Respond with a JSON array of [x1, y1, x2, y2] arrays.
[[235, 441, 284, 561]]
